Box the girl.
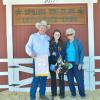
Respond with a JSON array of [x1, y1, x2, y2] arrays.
[[49, 29, 65, 100]]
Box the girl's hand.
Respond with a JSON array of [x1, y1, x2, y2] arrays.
[[78, 64, 82, 70], [52, 52, 56, 56], [56, 69, 59, 74]]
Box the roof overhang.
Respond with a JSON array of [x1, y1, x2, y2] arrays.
[[3, 0, 97, 5]]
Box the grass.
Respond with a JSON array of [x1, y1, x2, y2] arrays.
[[0, 89, 100, 100]]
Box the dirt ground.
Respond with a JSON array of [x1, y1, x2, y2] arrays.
[[0, 89, 100, 100]]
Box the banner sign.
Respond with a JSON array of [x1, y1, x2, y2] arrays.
[[13, 5, 86, 25], [34, 55, 49, 76]]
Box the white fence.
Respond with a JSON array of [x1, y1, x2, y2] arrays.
[[0, 57, 92, 92]]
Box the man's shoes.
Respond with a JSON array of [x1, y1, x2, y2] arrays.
[[81, 96, 87, 99], [39, 96, 49, 100], [70, 95, 76, 98], [30, 98, 35, 100]]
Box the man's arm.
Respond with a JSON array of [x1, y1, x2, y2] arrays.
[[25, 34, 36, 58]]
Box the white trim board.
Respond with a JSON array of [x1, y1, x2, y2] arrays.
[[3, 0, 97, 5], [0, 56, 98, 63], [87, 2, 95, 90], [0, 59, 8, 62], [13, 56, 89, 64], [95, 69, 100, 72], [0, 72, 8, 75], [12, 86, 79, 92], [95, 56, 100, 60], [95, 81, 100, 85], [0, 85, 9, 89]]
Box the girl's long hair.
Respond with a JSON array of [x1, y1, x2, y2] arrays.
[[50, 29, 63, 52]]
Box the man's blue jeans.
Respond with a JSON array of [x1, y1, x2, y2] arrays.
[[30, 76, 47, 99], [67, 62, 85, 97]]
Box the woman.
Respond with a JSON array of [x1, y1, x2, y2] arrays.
[[62, 28, 86, 99], [49, 29, 65, 100]]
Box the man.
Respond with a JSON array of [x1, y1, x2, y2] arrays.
[[62, 28, 86, 99], [25, 20, 50, 100]]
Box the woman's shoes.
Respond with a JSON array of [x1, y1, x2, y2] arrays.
[[51, 96, 61, 100], [60, 95, 65, 99], [39, 96, 49, 100]]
